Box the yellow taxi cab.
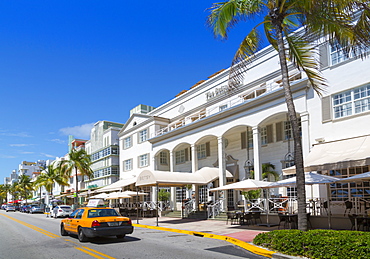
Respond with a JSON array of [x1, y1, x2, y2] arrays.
[[60, 199, 134, 242]]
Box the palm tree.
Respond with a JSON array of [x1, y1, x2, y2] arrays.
[[207, 0, 369, 231], [262, 163, 279, 182], [35, 163, 69, 204], [18, 174, 34, 204], [0, 184, 11, 204], [58, 148, 93, 207]]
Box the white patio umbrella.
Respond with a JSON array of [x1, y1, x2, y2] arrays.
[[267, 172, 339, 229], [267, 172, 339, 187], [121, 190, 149, 196], [105, 192, 132, 200], [210, 179, 276, 226], [89, 193, 109, 199], [336, 171, 370, 182], [210, 179, 271, 191]]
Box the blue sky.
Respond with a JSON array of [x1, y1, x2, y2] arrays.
[[0, 1, 265, 183]]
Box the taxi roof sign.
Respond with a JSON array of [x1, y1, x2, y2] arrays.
[[87, 199, 106, 207]]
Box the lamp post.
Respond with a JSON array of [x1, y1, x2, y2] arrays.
[[244, 159, 253, 179]]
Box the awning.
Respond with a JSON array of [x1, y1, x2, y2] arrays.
[[96, 176, 137, 192], [210, 179, 271, 191], [136, 167, 233, 187], [283, 135, 370, 175]]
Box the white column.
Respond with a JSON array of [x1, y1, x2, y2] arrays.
[[252, 126, 262, 181], [300, 112, 310, 159], [218, 136, 227, 211], [217, 136, 226, 186], [169, 151, 176, 210], [191, 144, 199, 211], [191, 144, 198, 173]]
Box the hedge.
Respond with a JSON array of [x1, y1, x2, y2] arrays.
[[253, 229, 370, 259]]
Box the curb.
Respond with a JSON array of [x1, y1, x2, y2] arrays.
[[133, 223, 275, 258]]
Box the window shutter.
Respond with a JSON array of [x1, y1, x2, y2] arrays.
[[276, 122, 283, 142], [267, 124, 273, 144], [206, 142, 211, 157], [189, 147, 192, 161], [319, 43, 329, 70], [241, 132, 247, 149], [322, 96, 332, 122], [185, 148, 189, 161]]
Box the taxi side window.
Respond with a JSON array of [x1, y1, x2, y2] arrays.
[[76, 209, 85, 219], [70, 210, 78, 218]]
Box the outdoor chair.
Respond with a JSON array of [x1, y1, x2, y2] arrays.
[[344, 200, 353, 216], [278, 213, 289, 229], [240, 213, 253, 225], [226, 211, 239, 225], [348, 214, 364, 230], [251, 211, 262, 225]]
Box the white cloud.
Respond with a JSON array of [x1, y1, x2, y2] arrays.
[[59, 123, 94, 139], [50, 138, 66, 144], [20, 151, 34, 154], [0, 131, 31, 137], [0, 154, 16, 159], [9, 144, 33, 147], [41, 153, 56, 158]]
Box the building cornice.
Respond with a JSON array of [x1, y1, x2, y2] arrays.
[[149, 79, 308, 144]]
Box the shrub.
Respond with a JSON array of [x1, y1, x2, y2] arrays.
[[253, 229, 370, 259]]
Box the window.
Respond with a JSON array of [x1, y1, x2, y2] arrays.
[[159, 152, 168, 165], [330, 44, 350, 66], [175, 149, 186, 164], [219, 104, 228, 111], [139, 129, 148, 143], [197, 144, 207, 159], [333, 84, 370, 119], [328, 166, 370, 202], [139, 154, 149, 167], [124, 136, 132, 149], [124, 159, 132, 171], [260, 127, 267, 145], [284, 120, 301, 140]]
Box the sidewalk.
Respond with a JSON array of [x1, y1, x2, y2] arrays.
[[132, 216, 296, 258], [134, 216, 275, 242]]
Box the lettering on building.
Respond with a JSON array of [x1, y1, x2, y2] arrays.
[[205, 85, 228, 101]]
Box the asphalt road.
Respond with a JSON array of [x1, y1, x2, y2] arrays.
[[0, 209, 268, 259]]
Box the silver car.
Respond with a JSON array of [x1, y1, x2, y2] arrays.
[[53, 205, 73, 218], [5, 205, 16, 212]]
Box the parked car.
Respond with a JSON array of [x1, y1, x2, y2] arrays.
[[21, 205, 32, 213], [29, 205, 44, 214], [5, 205, 16, 212], [52, 205, 73, 218], [60, 206, 134, 242]]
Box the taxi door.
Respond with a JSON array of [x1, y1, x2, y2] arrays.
[[69, 209, 85, 234], [63, 209, 79, 232]]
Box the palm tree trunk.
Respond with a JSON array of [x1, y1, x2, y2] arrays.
[[275, 22, 307, 231]]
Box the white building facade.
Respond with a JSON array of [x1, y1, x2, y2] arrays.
[[118, 39, 370, 211]]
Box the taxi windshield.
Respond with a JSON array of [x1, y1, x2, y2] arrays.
[[87, 209, 119, 218]]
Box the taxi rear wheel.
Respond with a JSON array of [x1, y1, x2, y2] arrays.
[[60, 224, 68, 236], [116, 235, 125, 239], [78, 228, 88, 242]]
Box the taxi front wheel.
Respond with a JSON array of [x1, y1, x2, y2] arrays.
[[60, 224, 68, 236], [116, 235, 125, 239]]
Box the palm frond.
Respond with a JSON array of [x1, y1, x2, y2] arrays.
[[229, 28, 261, 88], [207, 0, 264, 39], [285, 34, 327, 96]]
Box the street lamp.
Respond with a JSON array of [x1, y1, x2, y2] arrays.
[[244, 159, 253, 179]]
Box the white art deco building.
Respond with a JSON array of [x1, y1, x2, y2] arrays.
[[118, 38, 370, 211]]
